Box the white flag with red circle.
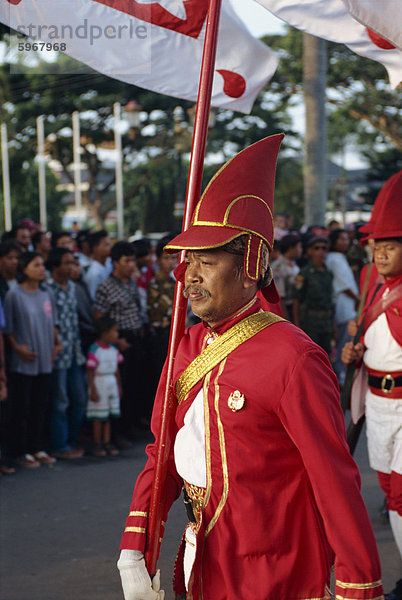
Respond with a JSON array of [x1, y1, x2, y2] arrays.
[[255, 0, 402, 87], [342, 0, 402, 51], [0, 0, 278, 114]]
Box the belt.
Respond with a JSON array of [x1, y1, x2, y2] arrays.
[[183, 481, 206, 533], [367, 368, 402, 398]]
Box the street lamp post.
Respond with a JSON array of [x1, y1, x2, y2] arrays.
[[173, 106, 186, 220], [37, 115, 47, 230], [1, 123, 12, 230]]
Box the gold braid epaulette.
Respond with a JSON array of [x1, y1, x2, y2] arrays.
[[175, 311, 284, 404]]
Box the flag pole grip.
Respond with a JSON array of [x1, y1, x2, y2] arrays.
[[145, 0, 223, 575]]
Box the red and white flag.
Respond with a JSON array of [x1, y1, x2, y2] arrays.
[[255, 0, 402, 87], [342, 0, 402, 51], [0, 0, 278, 114]]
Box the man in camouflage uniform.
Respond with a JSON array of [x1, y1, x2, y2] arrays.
[[147, 237, 178, 393], [293, 236, 334, 355]]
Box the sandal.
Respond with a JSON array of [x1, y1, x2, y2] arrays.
[[0, 465, 15, 475], [18, 453, 40, 469], [92, 443, 107, 457], [34, 451, 56, 465], [104, 443, 119, 456]]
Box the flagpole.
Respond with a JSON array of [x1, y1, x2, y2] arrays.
[[145, 0, 223, 575], [72, 111, 82, 212], [37, 116, 47, 231], [1, 123, 12, 231], [114, 102, 124, 239]]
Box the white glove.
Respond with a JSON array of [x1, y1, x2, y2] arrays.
[[117, 550, 165, 600]]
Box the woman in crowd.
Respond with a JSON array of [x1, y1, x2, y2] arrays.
[[3, 252, 62, 468]]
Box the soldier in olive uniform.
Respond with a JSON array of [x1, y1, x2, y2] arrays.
[[292, 236, 334, 355]]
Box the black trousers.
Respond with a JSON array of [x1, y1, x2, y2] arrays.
[[7, 372, 52, 457], [117, 330, 153, 432]]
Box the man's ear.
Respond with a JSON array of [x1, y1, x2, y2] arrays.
[[243, 277, 258, 292]]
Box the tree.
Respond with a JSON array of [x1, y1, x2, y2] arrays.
[[262, 27, 402, 160], [0, 32, 298, 234]]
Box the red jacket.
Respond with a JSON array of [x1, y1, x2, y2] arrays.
[[362, 273, 402, 346], [121, 299, 383, 600]]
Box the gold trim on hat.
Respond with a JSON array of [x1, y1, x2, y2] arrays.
[[164, 231, 246, 253], [222, 194, 273, 225], [168, 221, 272, 252], [245, 236, 264, 281]]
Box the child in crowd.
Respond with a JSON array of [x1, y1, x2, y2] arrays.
[[86, 317, 123, 457]]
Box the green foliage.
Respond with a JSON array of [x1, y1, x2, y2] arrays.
[[275, 158, 304, 226], [0, 158, 64, 231], [262, 27, 401, 156], [0, 33, 297, 233], [1, 25, 399, 233]]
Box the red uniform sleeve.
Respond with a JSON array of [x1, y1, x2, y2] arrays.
[[120, 360, 183, 554], [278, 347, 384, 600]]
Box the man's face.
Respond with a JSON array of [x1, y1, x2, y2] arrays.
[[0, 250, 19, 278], [158, 252, 178, 276], [334, 232, 350, 253], [274, 215, 286, 229], [56, 235, 74, 251], [16, 228, 31, 249], [94, 236, 111, 260], [307, 242, 328, 267], [183, 249, 255, 327], [38, 233, 51, 253], [137, 251, 154, 269], [114, 255, 136, 279], [70, 256, 82, 281], [289, 242, 302, 260], [55, 252, 75, 280], [373, 239, 402, 279]]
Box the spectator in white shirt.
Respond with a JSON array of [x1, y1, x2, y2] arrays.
[[326, 229, 360, 386]]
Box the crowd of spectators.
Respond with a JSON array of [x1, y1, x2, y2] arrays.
[[0, 221, 179, 473], [0, 214, 371, 474], [271, 212, 370, 386]]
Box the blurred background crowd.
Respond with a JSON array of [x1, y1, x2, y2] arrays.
[[0, 212, 373, 473]]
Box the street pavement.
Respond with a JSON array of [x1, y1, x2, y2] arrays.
[[0, 427, 400, 600]]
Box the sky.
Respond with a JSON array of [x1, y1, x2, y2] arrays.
[[230, 0, 286, 36], [230, 0, 368, 170]]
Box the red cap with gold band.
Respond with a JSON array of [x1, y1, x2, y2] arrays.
[[165, 134, 284, 302], [359, 170, 402, 240]]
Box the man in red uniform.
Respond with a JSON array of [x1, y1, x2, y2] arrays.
[[118, 136, 384, 600], [342, 170, 402, 600]]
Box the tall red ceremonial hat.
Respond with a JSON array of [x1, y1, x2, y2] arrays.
[[165, 134, 284, 301], [366, 170, 402, 240]]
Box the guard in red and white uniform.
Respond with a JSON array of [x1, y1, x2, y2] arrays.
[[343, 170, 402, 600], [118, 136, 384, 600]]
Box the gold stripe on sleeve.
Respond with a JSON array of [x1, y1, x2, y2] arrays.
[[124, 527, 146, 534], [336, 580, 382, 590]]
